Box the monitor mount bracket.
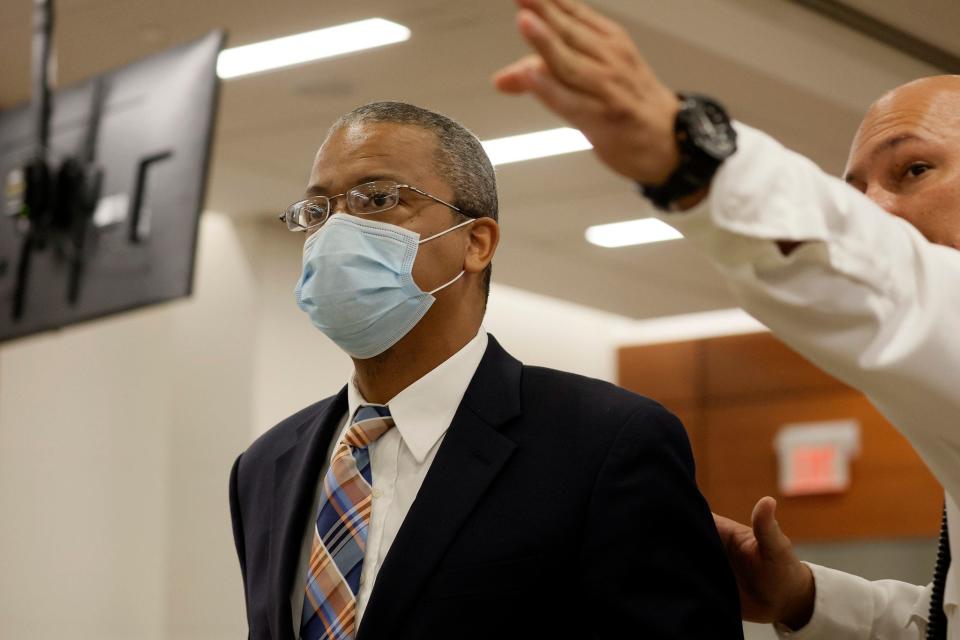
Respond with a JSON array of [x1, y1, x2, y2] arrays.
[[12, 0, 105, 320]]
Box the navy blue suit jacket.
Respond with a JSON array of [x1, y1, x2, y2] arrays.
[[229, 335, 742, 639]]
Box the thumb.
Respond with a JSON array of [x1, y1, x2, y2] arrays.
[[751, 496, 791, 557]]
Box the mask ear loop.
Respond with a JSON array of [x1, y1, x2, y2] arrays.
[[419, 217, 476, 295], [427, 269, 466, 295], [418, 217, 475, 244]]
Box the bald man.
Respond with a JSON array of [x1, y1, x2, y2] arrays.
[[493, 1, 960, 639]]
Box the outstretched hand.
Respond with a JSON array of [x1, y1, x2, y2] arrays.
[[492, 0, 681, 185], [713, 497, 816, 630]]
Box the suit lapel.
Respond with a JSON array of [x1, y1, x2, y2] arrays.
[[268, 388, 348, 640], [357, 336, 522, 639]]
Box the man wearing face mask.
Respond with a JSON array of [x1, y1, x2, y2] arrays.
[[494, 0, 960, 638], [228, 101, 743, 640]]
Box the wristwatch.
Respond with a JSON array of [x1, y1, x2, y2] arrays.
[[639, 93, 737, 211]]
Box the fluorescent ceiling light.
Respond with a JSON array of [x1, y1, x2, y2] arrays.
[[217, 18, 411, 79], [481, 127, 592, 166], [585, 218, 683, 248]]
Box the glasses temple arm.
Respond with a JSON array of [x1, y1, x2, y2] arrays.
[[404, 185, 462, 213]]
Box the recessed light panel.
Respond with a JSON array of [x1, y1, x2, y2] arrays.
[[481, 128, 592, 166], [585, 218, 683, 248], [217, 18, 411, 79]]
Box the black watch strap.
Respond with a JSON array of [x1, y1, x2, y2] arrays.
[[640, 93, 736, 211], [640, 160, 712, 210]]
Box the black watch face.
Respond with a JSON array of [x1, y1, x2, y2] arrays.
[[685, 101, 736, 160]]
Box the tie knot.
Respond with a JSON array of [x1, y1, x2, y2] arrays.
[[344, 404, 395, 449]]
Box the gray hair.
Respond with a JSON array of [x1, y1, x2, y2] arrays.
[[327, 102, 498, 299]]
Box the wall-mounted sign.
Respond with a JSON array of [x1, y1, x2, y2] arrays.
[[774, 420, 861, 496]]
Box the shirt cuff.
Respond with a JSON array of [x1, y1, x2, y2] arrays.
[[694, 121, 839, 241], [642, 123, 800, 269], [648, 121, 894, 283], [645, 122, 804, 237], [774, 562, 876, 640]]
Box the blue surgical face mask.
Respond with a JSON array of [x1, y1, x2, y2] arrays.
[[295, 212, 475, 359]]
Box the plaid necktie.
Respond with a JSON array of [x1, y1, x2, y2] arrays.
[[300, 404, 395, 640]]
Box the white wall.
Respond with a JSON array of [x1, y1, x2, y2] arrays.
[[0, 212, 253, 640], [161, 214, 259, 640], [0, 308, 173, 640]]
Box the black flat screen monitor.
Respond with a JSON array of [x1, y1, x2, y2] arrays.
[[0, 30, 224, 342]]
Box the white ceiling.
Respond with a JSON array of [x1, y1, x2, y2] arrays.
[[838, 0, 960, 56], [0, 0, 948, 318]]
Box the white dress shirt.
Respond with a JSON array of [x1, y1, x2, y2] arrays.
[[290, 330, 488, 634], [651, 122, 960, 640]]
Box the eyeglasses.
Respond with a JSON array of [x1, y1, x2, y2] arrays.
[[279, 180, 463, 231]]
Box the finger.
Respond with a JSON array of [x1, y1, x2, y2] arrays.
[[492, 54, 542, 94], [517, 0, 617, 64], [713, 512, 754, 547], [713, 512, 758, 565], [523, 62, 606, 125], [552, 0, 655, 72], [516, 8, 608, 96], [713, 513, 740, 551], [713, 512, 745, 537], [551, 0, 624, 37]]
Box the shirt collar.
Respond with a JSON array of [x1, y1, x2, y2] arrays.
[[346, 329, 489, 463]]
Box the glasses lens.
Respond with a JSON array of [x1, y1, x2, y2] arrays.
[[285, 198, 328, 231], [347, 181, 399, 215]]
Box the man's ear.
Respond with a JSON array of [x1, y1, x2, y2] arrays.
[[463, 217, 499, 274]]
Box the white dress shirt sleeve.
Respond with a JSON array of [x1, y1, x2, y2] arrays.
[[652, 122, 960, 502], [647, 122, 960, 637], [774, 563, 928, 640]]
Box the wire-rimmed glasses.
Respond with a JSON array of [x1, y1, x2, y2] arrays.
[[278, 180, 463, 231]]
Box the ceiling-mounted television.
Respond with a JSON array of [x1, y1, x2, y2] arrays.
[[0, 28, 224, 342]]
